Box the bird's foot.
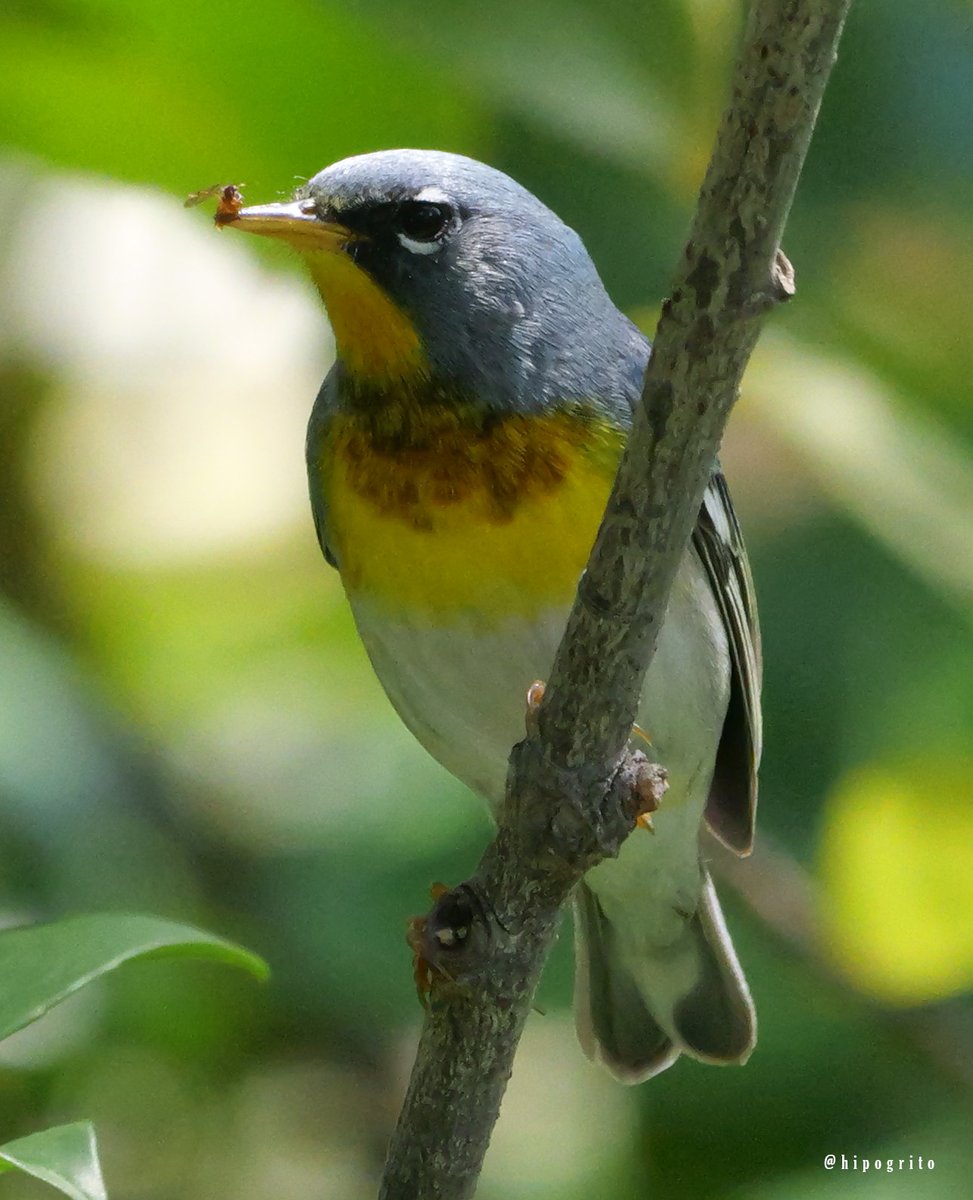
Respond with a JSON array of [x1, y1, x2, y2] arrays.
[[631, 721, 657, 830], [524, 680, 662, 831], [633, 759, 667, 832]]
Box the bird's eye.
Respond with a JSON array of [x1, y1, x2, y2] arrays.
[[396, 200, 452, 243]]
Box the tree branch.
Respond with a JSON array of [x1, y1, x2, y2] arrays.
[[379, 2, 853, 1196]]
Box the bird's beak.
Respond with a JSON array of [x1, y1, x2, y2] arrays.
[[217, 199, 351, 251]]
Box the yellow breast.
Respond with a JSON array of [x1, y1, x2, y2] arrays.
[[319, 408, 624, 622]]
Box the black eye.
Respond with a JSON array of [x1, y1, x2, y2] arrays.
[[396, 200, 452, 242]]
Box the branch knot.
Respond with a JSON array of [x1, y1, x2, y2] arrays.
[[745, 247, 796, 314]]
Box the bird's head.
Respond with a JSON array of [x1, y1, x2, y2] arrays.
[[223, 149, 642, 410]]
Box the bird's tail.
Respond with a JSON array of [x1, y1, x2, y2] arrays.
[[573, 870, 755, 1083]]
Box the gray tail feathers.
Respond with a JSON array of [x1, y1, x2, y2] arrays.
[[573, 882, 679, 1082], [573, 871, 755, 1084]]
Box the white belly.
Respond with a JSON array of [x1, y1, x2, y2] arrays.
[[347, 549, 731, 942]]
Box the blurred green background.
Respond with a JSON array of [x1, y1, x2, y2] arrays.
[[1, 0, 972, 1196]]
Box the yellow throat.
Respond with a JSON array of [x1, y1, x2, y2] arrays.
[[304, 248, 426, 384]]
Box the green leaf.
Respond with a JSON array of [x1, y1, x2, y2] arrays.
[[0, 0, 482, 197], [0, 1122, 106, 1200], [0, 913, 268, 1043]]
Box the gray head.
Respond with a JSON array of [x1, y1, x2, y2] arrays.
[[229, 149, 648, 412]]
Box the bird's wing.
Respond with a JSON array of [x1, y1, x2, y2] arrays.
[[693, 471, 762, 855], [305, 376, 339, 570]]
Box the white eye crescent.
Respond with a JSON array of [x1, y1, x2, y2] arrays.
[[397, 232, 444, 255]]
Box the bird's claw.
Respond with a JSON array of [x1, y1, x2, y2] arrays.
[[525, 679, 546, 736], [633, 760, 668, 834]]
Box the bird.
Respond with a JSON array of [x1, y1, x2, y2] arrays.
[[220, 149, 761, 1082]]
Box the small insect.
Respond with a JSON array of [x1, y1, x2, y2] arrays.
[[406, 882, 454, 1007], [183, 183, 245, 224]]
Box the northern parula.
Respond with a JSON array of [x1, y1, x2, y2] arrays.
[[222, 149, 760, 1082]]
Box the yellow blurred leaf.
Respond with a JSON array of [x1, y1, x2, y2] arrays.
[[819, 761, 973, 1005]]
